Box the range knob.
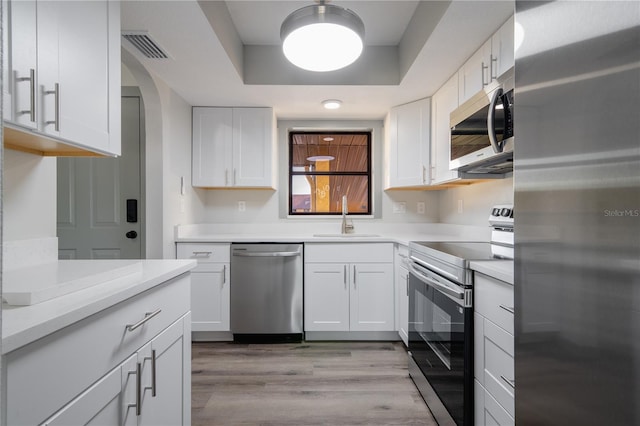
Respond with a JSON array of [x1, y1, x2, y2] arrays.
[[500, 208, 512, 217], [492, 208, 501, 216]]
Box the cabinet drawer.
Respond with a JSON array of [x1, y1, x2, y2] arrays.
[[305, 243, 393, 263], [6, 275, 190, 426], [177, 243, 230, 263], [483, 319, 515, 418], [475, 272, 514, 334], [482, 386, 515, 426]]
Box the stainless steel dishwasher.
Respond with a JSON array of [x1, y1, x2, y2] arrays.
[[230, 243, 303, 342]]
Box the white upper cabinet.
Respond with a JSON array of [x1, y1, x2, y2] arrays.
[[458, 39, 492, 105], [430, 73, 460, 185], [491, 15, 515, 81], [192, 107, 276, 189], [3, 0, 121, 156], [458, 15, 515, 105], [385, 98, 431, 188]]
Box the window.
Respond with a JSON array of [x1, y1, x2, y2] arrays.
[[289, 131, 371, 215]]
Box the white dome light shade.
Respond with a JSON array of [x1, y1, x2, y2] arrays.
[[322, 99, 342, 109], [281, 3, 365, 72]]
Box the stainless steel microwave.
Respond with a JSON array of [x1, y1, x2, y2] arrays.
[[450, 68, 514, 175]]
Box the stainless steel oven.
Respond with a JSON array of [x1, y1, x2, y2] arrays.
[[407, 205, 514, 426]]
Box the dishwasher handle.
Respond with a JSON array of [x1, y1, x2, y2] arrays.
[[232, 250, 301, 258]]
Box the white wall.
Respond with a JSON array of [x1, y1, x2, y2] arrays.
[[201, 119, 440, 225], [122, 54, 205, 259], [438, 177, 514, 226], [3, 150, 57, 241]]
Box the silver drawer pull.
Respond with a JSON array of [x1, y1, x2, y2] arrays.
[[17, 68, 36, 122], [192, 251, 212, 257], [501, 375, 515, 389], [126, 309, 162, 332], [145, 349, 157, 397], [499, 304, 515, 314], [136, 362, 142, 415]]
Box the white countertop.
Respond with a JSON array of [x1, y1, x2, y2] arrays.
[[470, 260, 514, 284], [2, 259, 196, 354], [174, 223, 493, 247]]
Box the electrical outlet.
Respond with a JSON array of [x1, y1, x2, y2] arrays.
[[393, 202, 407, 214], [417, 202, 425, 214], [238, 201, 246, 212]]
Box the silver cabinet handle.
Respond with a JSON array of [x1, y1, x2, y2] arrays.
[[44, 83, 59, 131], [422, 166, 427, 184], [501, 375, 515, 389], [406, 274, 409, 296], [353, 265, 357, 287], [150, 349, 157, 397], [17, 68, 36, 122], [499, 304, 515, 314], [233, 168, 237, 186], [233, 251, 300, 257], [344, 265, 347, 286], [126, 309, 162, 332], [481, 61, 489, 86], [135, 362, 142, 416], [490, 54, 498, 81], [225, 169, 229, 186], [223, 264, 226, 284], [192, 251, 212, 258]]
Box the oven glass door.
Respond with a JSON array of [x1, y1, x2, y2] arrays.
[[408, 263, 472, 426]]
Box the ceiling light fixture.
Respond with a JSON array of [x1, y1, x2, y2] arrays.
[[307, 155, 335, 162], [280, 1, 365, 72], [323, 137, 334, 141], [322, 99, 342, 109]]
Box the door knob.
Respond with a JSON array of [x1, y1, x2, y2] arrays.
[[126, 230, 138, 239]]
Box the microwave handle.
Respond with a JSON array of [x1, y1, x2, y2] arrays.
[[487, 87, 504, 153]]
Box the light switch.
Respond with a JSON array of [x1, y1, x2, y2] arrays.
[[417, 202, 425, 214]]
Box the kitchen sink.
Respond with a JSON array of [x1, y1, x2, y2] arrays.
[[313, 233, 381, 238]]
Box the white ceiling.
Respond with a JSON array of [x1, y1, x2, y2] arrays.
[[120, 0, 514, 120]]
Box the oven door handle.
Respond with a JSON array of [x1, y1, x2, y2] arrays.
[[409, 255, 459, 283], [409, 263, 465, 301]]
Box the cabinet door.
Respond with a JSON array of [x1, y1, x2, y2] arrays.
[[491, 15, 515, 80], [350, 263, 395, 331], [232, 107, 274, 187], [396, 264, 409, 345], [458, 40, 491, 105], [191, 265, 230, 332], [42, 354, 137, 426], [387, 99, 430, 188], [304, 263, 349, 331], [192, 107, 233, 187], [431, 73, 460, 184], [141, 317, 191, 426], [6, 0, 38, 129]]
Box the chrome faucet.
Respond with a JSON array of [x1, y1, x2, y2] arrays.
[[341, 195, 354, 234]]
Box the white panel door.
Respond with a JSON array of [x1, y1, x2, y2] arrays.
[[190, 266, 230, 332], [6, 0, 38, 129], [142, 318, 189, 426], [57, 95, 142, 259], [431, 73, 460, 184], [491, 15, 515, 80], [232, 107, 273, 187], [304, 263, 349, 332], [192, 107, 233, 187], [388, 99, 430, 187], [458, 40, 492, 105], [350, 263, 395, 331], [55, 1, 111, 151]]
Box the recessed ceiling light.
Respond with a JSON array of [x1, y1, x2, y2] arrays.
[[281, 2, 365, 72], [323, 137, 334, 141], [307, 155, 335, 162], [322, 99, 342, 110]]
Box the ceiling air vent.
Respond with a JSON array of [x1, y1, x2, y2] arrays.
[[122, 31, 169, 59]]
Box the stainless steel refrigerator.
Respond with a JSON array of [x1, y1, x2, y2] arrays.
[[514, 2, 640, 425]]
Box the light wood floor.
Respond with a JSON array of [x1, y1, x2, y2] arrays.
[[192, 341, 436, 425]]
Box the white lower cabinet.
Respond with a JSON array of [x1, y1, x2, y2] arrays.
[[304, 243, 395, 333], [177, 243, 230, 333], [474, 272, 514, 426], [5, 275, 192, 426], [395, 244, 409, 345]]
